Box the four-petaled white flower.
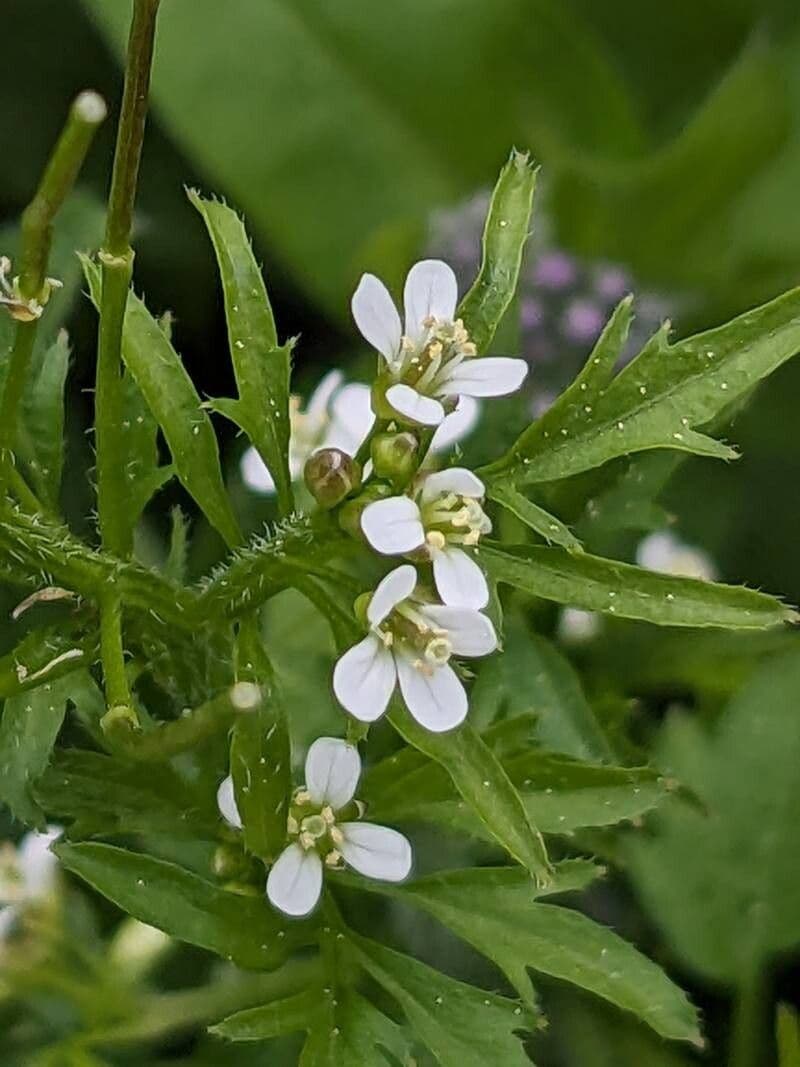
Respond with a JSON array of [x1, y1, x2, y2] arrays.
[[217, 739, 412, 918], [352, 259, 528, 427], [0, 827, 61, 942], [361, 468, 491, 610], [636, 530, 716, 582], [333, 564, 497, 732]]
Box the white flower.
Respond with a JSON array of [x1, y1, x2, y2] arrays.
[[636, 531, 716, 581], [558, 608, 601, 644], [333, 564, 497, 732], [266, 737, 412, 917], [0, 827, 61, 941], [360, 468, 491, 609], [216, 774, 242, 829], [241, 370, 374, 494], [351, 259, 528, 427]]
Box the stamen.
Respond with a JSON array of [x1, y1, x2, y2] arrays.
[[426, 530, 446, 551]]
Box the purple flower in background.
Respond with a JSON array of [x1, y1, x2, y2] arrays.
[[427, 192, 679, 415]]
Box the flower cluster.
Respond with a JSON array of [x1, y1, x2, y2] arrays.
[[229, 258, 527, 916], [218, 738, 411, 916]]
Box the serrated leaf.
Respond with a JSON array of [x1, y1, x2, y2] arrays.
[[82, 257, 241, 548], [0, 674, 73, 827], [488, 287, 800, 486], [55, 842, 306, 969], [357, 865, 700, 1042], [470, 618, 612, 760], [349, 933, 537, 1067], [625, 648, 800, 986], [368, 750, 672, 837], [458, 150, 537, 353], [481, 543, 795, 629], [488, 481, 583, 551], [230, 623, 291, 861], [18, 330, 70, 510], [299, 990, 411, 1067], [211, 988, 317, 1041], [189, 191, 293, 515], [35, 750, 219, 839], [388, 709, 551, 884]]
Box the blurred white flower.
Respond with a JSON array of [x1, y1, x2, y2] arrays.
[[241, 370, 374, 494], [352, 259, 527, 427], [333, 564, 497, 732], [0, 827, 61, 941], [558, 608, 601, 644], [265, 738, 411, 917], [636, 531, 716, 581], [361, 468, 491, 609]]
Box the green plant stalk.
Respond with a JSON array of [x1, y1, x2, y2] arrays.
[[730, 965, 767, 1067], [99, 592, 131, 710], [0, 92, 105, 481], [100, 684, 244, 760], [95, 0, 160, 559]]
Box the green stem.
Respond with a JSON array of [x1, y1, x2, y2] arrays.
[[99, 592, 131, 710], [100, 684, 243, 760], [96, 0, 161, 559], [730, 965, 767, 1067]]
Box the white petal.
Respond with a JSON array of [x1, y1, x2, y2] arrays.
[[419, 467, 485, 504], [18, 827, 61, 899], [241, 446, 276, 494], [0, 907, 18, 941], [430, 396, 480, 453], [305, 737, 362, 810], [361, 497, 424, 556], [306, 369, 344, 419], [385, 384, 445, 427], [421, 604, 497, 656], [333, 634, 397, 723], [636, 531, 716, 581], [339, 822, 412, 882], [395, 656, 468, 733], [326, 383, 375, 455], [367, 564, 418, 627], [351, 274, 402, 364], [216, 775, 242, 830], [432, 547, 490, 610], [439, 357, 528, 398], [403, 260, 458, 344], [266, 844, 323, 918]]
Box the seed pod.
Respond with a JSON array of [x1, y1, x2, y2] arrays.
[[304, 448, 362, 509]]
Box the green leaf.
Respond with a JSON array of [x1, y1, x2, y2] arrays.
[[0, 674, 72, 827], [489, 287, 800, 486], [349, 933, 537, 1067], [481, 543, 796, 629], [778, 1004, 800, 1067], [118, 370, 175, 533], [368, 750, 673, 838], [358, 865, 700, 1042], [81, 256, 241, 548], [35, 750, 219, 839], [55, 842, 306, 969], [470, 618, 612, 760], [0, 621, 95, 700], [211, 988, 317, 1041], [18, 330, 70, 510], [488, 481, 583, 551], [230, 622, 291, 861], [189, 191, 293, 516], [458, 150, 537, 353], [299, 989, 412, 1067], [625, 648, 800, 985], [389, 710, 551, 884]]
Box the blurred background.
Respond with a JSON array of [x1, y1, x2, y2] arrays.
[[3, 1, 800, 1064]]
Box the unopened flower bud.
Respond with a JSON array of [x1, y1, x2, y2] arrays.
[[338, 483, 393, 541], [212, 843, 259, 883], [304, 448, 361, 509], [370, 431, 419, 488]]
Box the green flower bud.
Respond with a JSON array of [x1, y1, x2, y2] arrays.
[[304, 448, 362, 509], [212, 842, 260, 883], [370, 431, 419, 488], [338, 483, 393, 541]]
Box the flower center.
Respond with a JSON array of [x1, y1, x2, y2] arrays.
[[422, 493, 491, 548], [397, 316, 476, 393], [287, 794, 344, 868], [376, 600, 454, 674]]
